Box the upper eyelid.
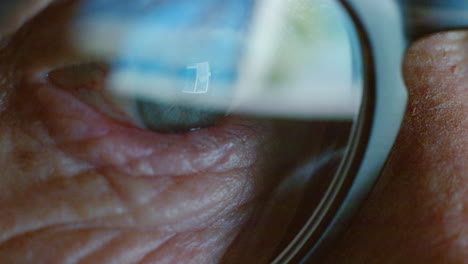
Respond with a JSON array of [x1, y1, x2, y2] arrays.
[[14, 2, 242, 86], [8, 1, 173, 80], [0, 0, 56, 36], [6, 2, 95, 81]]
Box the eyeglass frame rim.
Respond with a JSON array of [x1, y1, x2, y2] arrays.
[[267, 0, 407, 262], [270, 0, 467, 262], [296, 0, 468, 263]]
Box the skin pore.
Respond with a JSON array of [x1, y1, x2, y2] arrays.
[[323, 32, 468, 264], [0, 1, 467, 263]]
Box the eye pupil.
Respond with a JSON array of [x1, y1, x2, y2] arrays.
[[136, 98, 225, 133]]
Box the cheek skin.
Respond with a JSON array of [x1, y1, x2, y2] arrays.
[[0, 97, 259, 264], [0, 69, 282, 263], [321, 32, 468, 263]]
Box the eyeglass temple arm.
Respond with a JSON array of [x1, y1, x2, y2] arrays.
[[400, 0, 468, 40]]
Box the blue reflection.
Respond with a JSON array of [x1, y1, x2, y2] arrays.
[[113, 60, 237, 81], [76, 0, 254, 95]]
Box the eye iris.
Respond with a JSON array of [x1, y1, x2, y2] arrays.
[[136, 98, 225, 133]]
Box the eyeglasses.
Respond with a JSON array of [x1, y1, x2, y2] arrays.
[[30, 0, 467, 263]]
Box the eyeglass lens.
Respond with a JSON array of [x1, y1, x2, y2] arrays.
[[48, 0, 365, 262]]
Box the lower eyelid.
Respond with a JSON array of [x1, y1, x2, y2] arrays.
[[29, 80, 264, 177]]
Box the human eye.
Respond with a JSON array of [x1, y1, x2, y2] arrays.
[[20, 0, 362, 136], [47, 61, 230, 133], [43, 0, 362, 134], [42, 0, 258, 134]]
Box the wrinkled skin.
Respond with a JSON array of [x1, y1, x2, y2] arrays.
[[0, 1, 467, 264]]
